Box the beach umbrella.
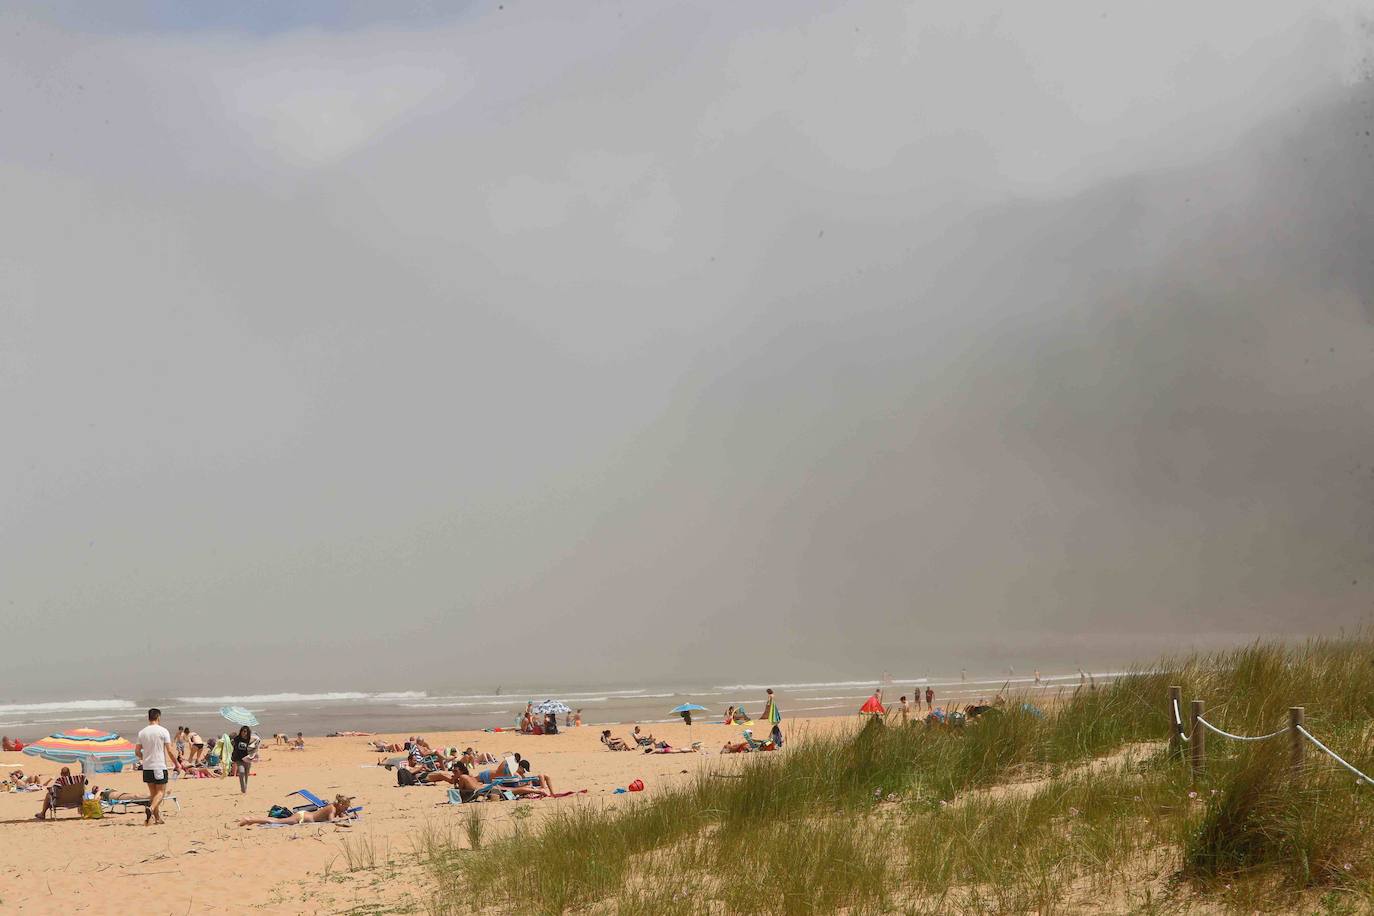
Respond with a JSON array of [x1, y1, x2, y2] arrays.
[[23, 728, 137, 773], [533, 700, 571, 716], [219, 706, 259, 728], [859, 694, 886, 716], [670, 703, 709, 742]]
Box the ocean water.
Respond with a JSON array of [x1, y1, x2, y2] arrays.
[[0, 670, 1124, 743]]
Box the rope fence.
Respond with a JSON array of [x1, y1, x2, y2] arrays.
[[1295, 725, 1373, 785], [1194, 717, 1289, 743], [1168, 686, 1374, 786]]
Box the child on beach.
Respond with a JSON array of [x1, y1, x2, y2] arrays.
[[573, 709, 582, 727]]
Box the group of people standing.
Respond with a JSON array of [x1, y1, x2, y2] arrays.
[[896, 687, 936, 724]]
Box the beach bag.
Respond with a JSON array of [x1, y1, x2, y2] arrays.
[[80, 798, 103, 819], [397, 767, 418, 787], [268, 805, 293, 819]]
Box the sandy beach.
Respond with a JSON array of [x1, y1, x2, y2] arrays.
[[0, 716, 851, 914]]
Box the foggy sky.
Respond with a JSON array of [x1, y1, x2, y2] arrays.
[[2, 1, 1373, 698]]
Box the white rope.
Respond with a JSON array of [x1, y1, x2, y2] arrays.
[[1296, 725, 1374, 785], [1171, 698, 1189, 742], [1194, 717, 1288, 742]]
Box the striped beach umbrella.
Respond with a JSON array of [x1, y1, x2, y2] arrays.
[[220, 706, 260, 727], [22, 728, 138, 767]]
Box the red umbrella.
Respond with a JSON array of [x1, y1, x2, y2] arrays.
[[859, 694, 886, 715]]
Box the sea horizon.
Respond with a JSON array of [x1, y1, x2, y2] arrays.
[[0, 668, 1125, 740]]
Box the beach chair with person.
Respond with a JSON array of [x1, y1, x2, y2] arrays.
[[600, 730, 633, 751], [36, 769, 86, 819]]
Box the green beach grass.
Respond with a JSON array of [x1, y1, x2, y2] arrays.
[[421, 636, 1374, 914]]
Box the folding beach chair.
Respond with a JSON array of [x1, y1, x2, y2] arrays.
[[43, 780, 87, 818]]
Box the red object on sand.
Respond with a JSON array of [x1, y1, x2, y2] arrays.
[[628, 779, 644, 792], [859, 695, 886, 715]]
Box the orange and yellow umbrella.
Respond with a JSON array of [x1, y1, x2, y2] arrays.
[[22, 728, 138, 766]]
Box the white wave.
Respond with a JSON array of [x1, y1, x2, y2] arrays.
[[401, 708, 519, 714], [0, 699, 137, 716], [172, 691, 426, 705], [418, 688, 662, 703], [713, 680, 882, 692], [715, 672, 1127, 693]]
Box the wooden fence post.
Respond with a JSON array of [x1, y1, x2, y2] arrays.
[[1168, 686, 1183, 758], [1289, 706, 1305, 772], [1190, 699, 1205, 779]]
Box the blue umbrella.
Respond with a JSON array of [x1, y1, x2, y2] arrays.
[[670, 704, 710, 741], [220, 706, 259, 728]]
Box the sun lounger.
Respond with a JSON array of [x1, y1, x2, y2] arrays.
[[288, 788, 362, 816], [490, 775, 539, 789], [99, 792, 181, 815], [447, 786, 515, 804]]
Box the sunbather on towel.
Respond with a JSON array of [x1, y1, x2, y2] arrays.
[[238, 794, 354, 826], [601, 730, 632, 751], [460, 747, 496, 766], [9, 769, 48, 789]]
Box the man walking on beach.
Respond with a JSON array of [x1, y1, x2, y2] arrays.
[[925, 686, 934, 711], [135, 708, 178, 825]]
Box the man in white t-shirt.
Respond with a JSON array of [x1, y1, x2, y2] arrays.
[[135, 708, 179, 825]]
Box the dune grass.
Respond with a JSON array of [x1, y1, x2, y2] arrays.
[[422, 635, 1374, 914]]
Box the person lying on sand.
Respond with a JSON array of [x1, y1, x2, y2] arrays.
[[461, 747, 496, 765], [441, 762, 555, 799], [601, 730, 632, 751], [238, 794, 354, 827], [9, 769, 49, 789]]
